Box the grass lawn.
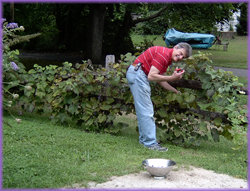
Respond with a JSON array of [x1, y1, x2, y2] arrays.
[[199, 36, 248, 69], [3, 113, 247, 188], [131, 34, 248, 69]]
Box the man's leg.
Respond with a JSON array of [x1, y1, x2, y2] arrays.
[[128, 68, 157, 147]]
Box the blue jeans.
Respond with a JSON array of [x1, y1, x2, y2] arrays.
[[126, 65, 157, 147]]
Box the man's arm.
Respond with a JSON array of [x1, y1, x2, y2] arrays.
[[148, 66, 184, 82], [157, 81, 179, 94]]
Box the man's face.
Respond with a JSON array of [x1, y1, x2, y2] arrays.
[[172, 47, 186, 62]]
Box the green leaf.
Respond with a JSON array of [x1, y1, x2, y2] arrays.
[[174, 129, 181, 137], [98, 114, 107, 123], [213, 117, 222, 126], [81, 76, 89, 84], [85, 119, 94, 126], [68, 104, 78, 114], [100, 105, 112, 110], [206, 89, 214, 97], [96, 76, 104, 82], [157, 108, 167, 118], [184, 94, 196, 103], [175, 113, 183, 121], [199, 122, 207, 132], [176, 95, 183, 104], [202, 82, 211, 89], [35, 90, 46, 98], [105, 98, 115, 104], [81, 115, 90, 121]]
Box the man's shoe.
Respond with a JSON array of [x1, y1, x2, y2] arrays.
[[147, 144, 168, 152]]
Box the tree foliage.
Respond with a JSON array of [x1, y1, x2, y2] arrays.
[[236, 3, 247, 36], [3, 3, 240, 65], [135, 3, 239, 34]]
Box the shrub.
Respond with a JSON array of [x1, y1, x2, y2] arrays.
[[2, 20, 40, 121], [13, 52, 247, 149]]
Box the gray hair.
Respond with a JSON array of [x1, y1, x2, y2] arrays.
[[175, 42, 192, 58]]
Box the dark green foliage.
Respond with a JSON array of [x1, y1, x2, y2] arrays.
[[18, 61, 133, 135], [134, 3, 239, 35], [236, 3, 247, 36], [3, 3, 239, 56], [3, 4, 59, 50], [3, 3, 91, 51], [6, 52, 247, 149]]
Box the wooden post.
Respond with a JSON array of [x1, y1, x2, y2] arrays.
[[105, 55, 115, 71], [10, 3, 14, 22], [223, 44, 228, 51]]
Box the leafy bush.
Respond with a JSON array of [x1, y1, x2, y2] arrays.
[[152, 52, 247, 148], [9, 51, 246, 149], [2, 20, 40, 122]]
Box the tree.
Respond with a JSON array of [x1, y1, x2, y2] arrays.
[[10, 3, 14, 22], [236, 3, 247, 36], [89, 4, 106, 65], [3, 3, 240, 65], [136, 3, 239, 34], [103, 4, 169, 59]]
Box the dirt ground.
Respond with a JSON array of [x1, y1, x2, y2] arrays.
[[86, 165, 247, 189]]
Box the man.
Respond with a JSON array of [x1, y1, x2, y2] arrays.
[[126, 42, 192, 151]]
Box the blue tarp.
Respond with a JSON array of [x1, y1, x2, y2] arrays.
[[164, 28, 215, 49]]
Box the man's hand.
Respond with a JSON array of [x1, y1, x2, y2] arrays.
[[171, 67, 185, 81], [176, 90, 181, 94], [175, 68, 184, 73], [148, 66, 184, 82]]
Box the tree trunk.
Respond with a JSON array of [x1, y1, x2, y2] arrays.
[[90, 4, 106, 65], [113, 8, 134, 55], [10, 3, 14, 22]]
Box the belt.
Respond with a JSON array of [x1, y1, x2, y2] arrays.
[[132, 63, 138, 67], [132, 62, 142, 71], [128, 62, 147, 74]]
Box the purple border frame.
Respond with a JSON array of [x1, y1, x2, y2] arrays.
[[0, 1, 249, 191], [0, 0, 249, 3]]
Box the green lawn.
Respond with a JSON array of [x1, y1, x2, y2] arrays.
[[199, 36, 248, 69], [3, 113, 247, 188], [131, 34, 248, 69]]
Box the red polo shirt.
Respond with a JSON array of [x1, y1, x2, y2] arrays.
[[133, 46, 173, 75]]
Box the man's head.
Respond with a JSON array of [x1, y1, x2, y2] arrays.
[[172, 42, 192, 62]]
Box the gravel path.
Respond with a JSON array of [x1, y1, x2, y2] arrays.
[[87, 165, 247, 189], [214, 66, 248, 77]]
